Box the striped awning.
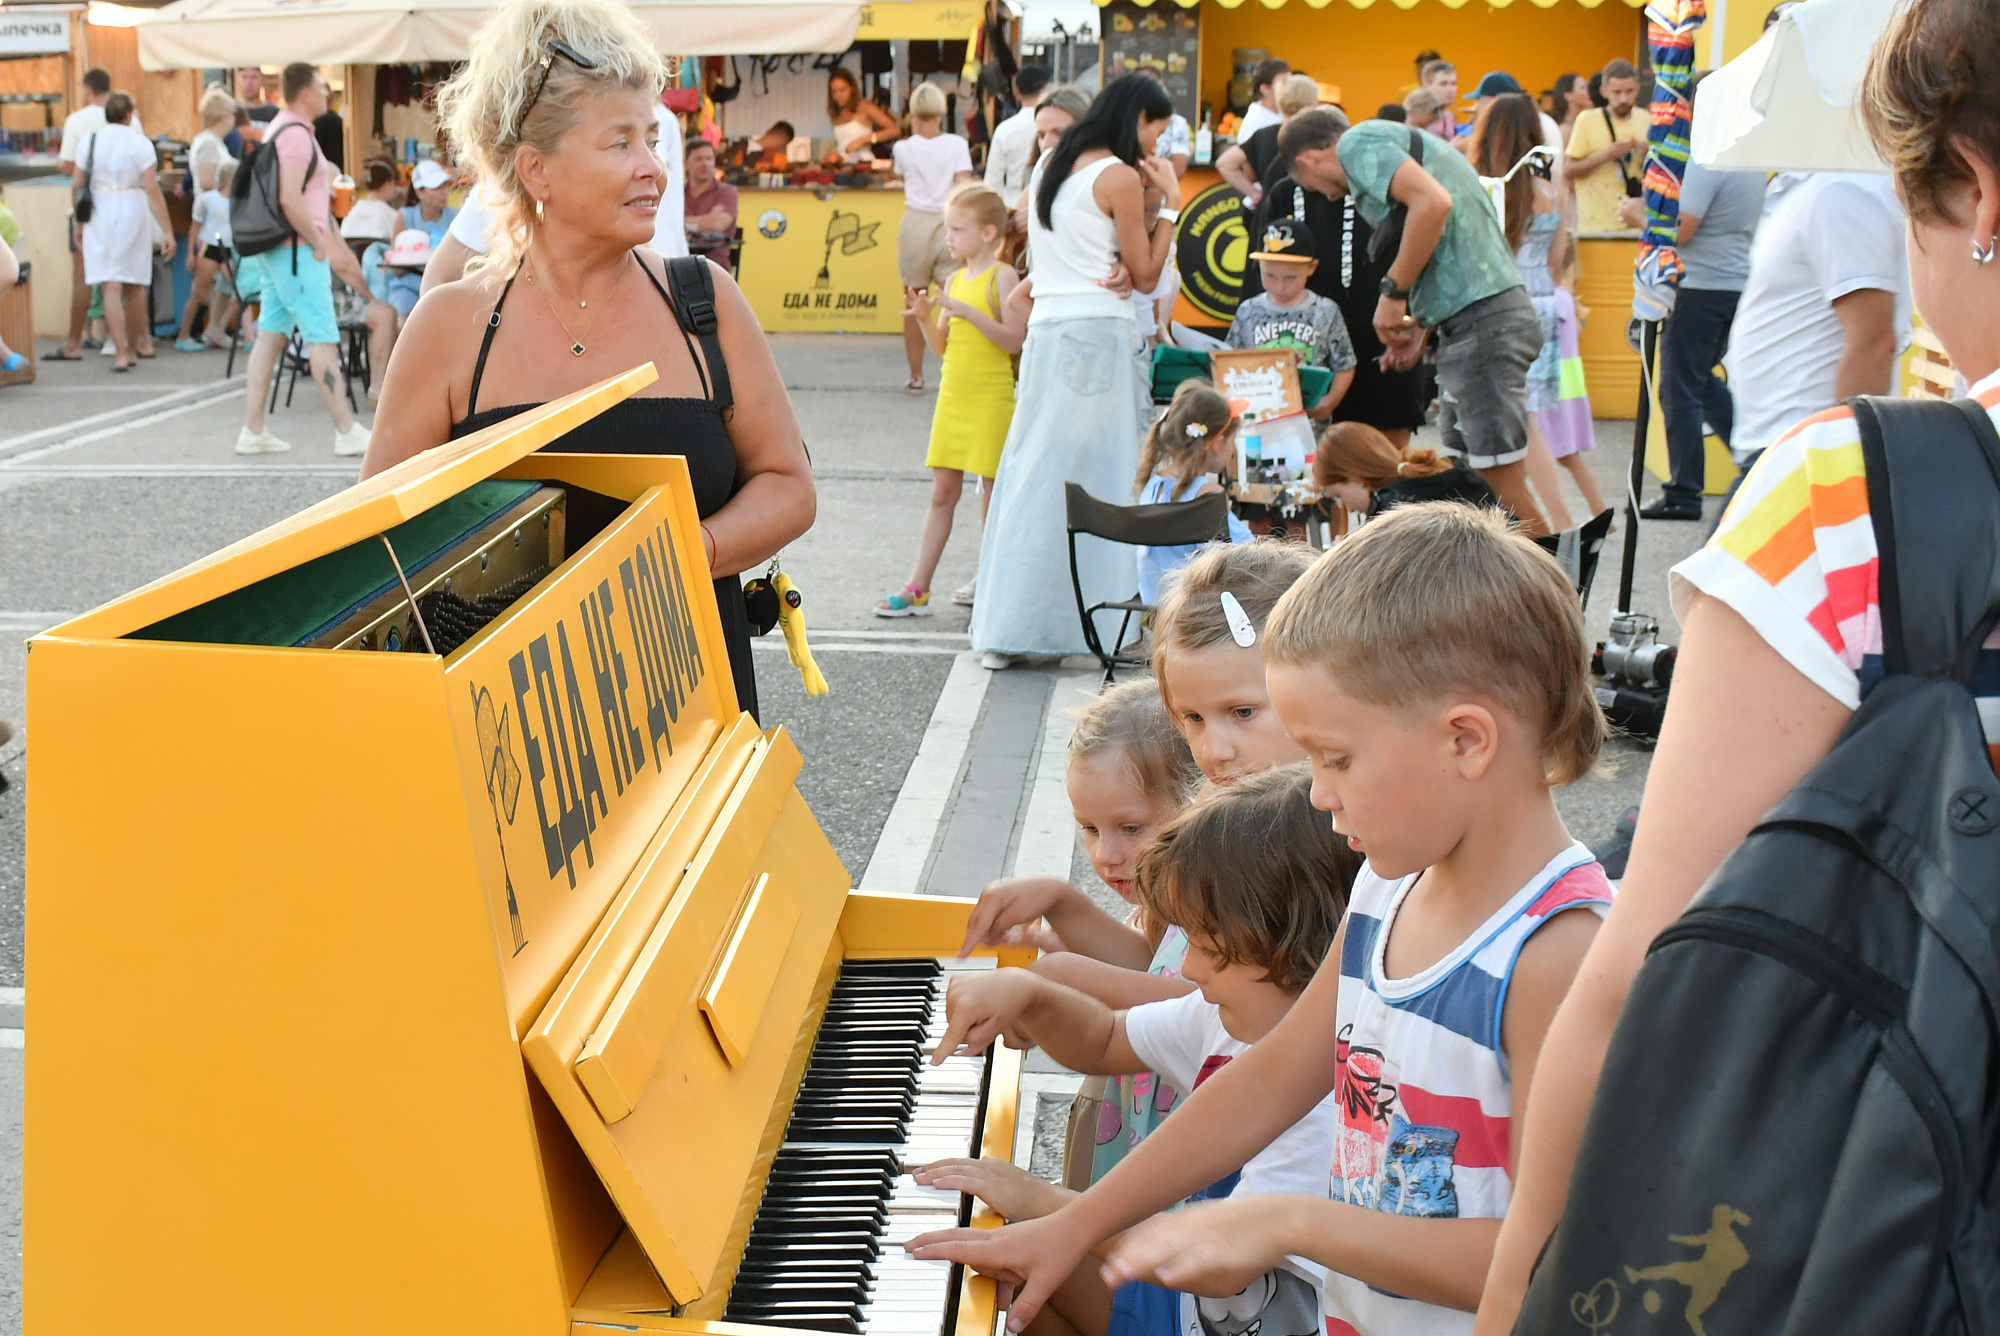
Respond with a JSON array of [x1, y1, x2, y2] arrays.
[[1097, 0, 1644, 10]]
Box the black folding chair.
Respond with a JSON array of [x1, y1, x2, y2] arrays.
[[1065, 482, 1233, 684], [1533, 507, 1617, 609]]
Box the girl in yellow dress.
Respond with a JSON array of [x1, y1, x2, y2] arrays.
[[876, 184, 1026, 616]]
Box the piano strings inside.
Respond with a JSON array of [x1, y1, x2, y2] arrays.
[[25, 369, 1030, 1336]]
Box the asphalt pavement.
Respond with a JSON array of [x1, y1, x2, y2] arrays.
[[0, 328, 1711, 1335]]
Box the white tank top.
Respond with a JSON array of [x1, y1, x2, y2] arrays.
[[1026, 154, 1133, 324]]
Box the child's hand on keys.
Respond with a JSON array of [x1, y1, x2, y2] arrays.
[[1100, 1197, 1292, 1297], [907, 1212, 1094, 1330], [913, 1156, 1076, 1222], [931, 968, 1041, 1064], [958, 875, 1072, 957]]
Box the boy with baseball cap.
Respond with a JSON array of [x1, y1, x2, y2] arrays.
[[1225, 219, 1357, 421]]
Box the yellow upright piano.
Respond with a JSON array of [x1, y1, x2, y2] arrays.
[[25, 365, 1027, 1336]]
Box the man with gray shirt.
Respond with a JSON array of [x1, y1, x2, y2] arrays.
[[1623, 157, 1767, 518]]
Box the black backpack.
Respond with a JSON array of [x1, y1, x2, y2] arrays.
[[1515, 395, 2000, 1336], [230, 121, 318, 261]]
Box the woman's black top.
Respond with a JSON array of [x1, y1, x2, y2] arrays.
[[1248, 158, 1428, 433], [1369, 464, 1500, 517], [450, 256, 761, 720], [1241, 124, 1282, 183]]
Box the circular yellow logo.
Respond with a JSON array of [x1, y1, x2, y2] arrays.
[[1175, 183, 1250, 323]]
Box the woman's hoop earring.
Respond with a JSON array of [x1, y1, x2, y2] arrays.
[[535, 198, 545, 223], [1976, 234, 1998, 266]]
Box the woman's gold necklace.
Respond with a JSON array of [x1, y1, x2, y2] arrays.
[[527, 255, 628, 357]]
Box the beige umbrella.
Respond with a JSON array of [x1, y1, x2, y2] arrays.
[[137, 0, 863, 68], [1690, 0, 1901, 173]]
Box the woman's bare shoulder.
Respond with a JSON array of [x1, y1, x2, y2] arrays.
[[404, 269, 505, 345]]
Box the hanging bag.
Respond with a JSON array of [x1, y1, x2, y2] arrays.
[[73, 132, 98, 226], [1513, 395, 2000, 1336], [1606, 107, 1643, 199]]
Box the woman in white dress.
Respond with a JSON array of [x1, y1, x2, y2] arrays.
[[969, 74, 1178, 667], [74, 92, 173, 371]]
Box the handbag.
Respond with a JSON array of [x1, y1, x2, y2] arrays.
[[1606, 108, 1643, 198], [73, 132, 97, 225], [1365, 126, 1426, 268]]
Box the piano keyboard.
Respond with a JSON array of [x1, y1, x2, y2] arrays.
[[726, 958, 994, 1336]]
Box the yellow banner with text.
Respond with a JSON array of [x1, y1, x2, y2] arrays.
[[736, 188, 908, 336]]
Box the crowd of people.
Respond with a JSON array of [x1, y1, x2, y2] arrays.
[[866, 2, 1998, 1334]]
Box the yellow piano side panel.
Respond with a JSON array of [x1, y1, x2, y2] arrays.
[[25, 637, 567, 1335], [445, 472, 739, 1035]]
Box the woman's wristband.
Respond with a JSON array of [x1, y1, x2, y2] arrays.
[[1156, 207, 1179, 224]]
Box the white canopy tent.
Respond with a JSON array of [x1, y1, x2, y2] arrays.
[[1690, 0, 1902, 173], [136, 0, 864, 68]]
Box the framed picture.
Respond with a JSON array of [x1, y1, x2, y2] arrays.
[[1210, 346, 1304, 423], [1212, 347, 1312, 482]]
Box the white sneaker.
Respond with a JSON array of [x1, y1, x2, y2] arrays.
[[978, 651, 1013, 671], [98, 340, 114, 357], [333, 423, 372, 457], [235, 426, 292, 455], [950, 578, 976, 606]]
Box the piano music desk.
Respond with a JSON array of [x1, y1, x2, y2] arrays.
[[26, 366, 1030, 1336]]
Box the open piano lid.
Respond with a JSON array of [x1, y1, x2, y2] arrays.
[[43, 364, 658, 644]]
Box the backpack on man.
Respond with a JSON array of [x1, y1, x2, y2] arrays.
[[230, 122, 318, 267], [1514, 395, 2000, 1336]]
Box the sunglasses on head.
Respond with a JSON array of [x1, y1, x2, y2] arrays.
[[514, 36, 602, 143]]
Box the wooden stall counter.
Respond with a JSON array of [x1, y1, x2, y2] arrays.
[[735, 184, 907, 336]]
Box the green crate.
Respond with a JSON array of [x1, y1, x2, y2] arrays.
[[1150, 344, 1332, 406]]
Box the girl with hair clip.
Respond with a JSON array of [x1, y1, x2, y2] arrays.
[[1468, 92, 1606, 529], [1151, 541, 1314, 785], [957, 678, 1201, 1184], [877, 183, 1025, 617], [1312, 420, 1496, 521], [972, 73, 1179, 670], [1132, 379, 1252, 605]]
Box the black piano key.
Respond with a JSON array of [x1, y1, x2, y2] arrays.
[[838, 959, 942, 977]]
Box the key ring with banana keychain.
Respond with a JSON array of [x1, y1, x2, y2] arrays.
[[742, 557, 828, 697]]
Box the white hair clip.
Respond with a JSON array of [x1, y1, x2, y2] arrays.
[[1220, 591, 1256, 648], [1185, 422, 1209, 439]]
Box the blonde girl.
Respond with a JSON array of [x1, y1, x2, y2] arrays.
[[1311, 419, 1497, 520], [1132, 379, 1253, 604], [877, 184, 1025, 616], [1151, 541, 1314, 784], [957, 678, 1200, 1182]]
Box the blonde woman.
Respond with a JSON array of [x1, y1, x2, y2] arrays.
[[893, 81, 974, 393], [361, 0, 814, 720]]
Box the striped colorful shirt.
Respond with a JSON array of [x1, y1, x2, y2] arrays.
[[1324, 846, 1613, 1336], [1671, 368, 2000, 759]]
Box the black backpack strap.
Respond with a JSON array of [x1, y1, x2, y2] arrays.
[[1407, 125, 1423, 161], [1850, 394, 2000, 682], [664, 255, 733, 413]]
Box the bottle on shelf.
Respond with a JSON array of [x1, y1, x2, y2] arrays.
[[1194, 109, 1213, 167]]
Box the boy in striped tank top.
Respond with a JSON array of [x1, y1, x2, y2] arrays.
[[907, 503, 1612, 1336]]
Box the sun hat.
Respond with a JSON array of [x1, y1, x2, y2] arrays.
[[384, 228, 434, 267]]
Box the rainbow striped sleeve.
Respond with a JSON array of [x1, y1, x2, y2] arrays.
[[1671, 409, 1881, 709], [1672, 379, 2000, 721]]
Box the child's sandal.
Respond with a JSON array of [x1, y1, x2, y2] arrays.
[[873, 583, 932, 618]]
